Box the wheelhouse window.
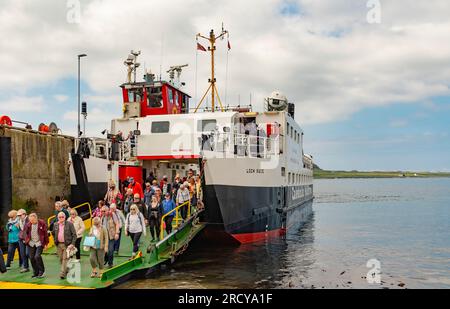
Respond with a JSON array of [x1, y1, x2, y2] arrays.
[[182, 95, 189, 113], [168, 88, 174, 105], [147, 87, 163, 108], [151, 121, 170, 133], [128, 89, 143, 103], [197, 119, 217, 132], [174, 91, 179, 106]]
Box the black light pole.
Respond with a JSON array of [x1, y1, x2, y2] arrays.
[[77, 54, 87, 137]]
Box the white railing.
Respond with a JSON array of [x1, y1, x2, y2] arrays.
[[74, 137, 136, 162], [202, 132, 280, 159], [75, 132, 279, 162]]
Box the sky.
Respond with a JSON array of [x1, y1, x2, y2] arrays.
[[0, 0, 449, 171]]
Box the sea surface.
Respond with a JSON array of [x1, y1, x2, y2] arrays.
[[118, 178, 450, 289]]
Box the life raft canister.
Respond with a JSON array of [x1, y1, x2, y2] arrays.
[[0, 115, 12, 126]]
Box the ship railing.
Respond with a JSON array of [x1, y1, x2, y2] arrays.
[[118, 139, 133, 160], [74, 137, 137, 162], [187, 104, 253, 113], [159, 200, 191, 240], [205, 132, 279, 159], [234, 133, 279, 158], [74, 137, 111, 160]]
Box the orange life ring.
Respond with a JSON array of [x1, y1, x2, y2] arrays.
[[0, 115, 12, 126]]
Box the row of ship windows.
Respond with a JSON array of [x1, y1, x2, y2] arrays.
[[286, 122, 302, 144], [285, 171, 312, 185]]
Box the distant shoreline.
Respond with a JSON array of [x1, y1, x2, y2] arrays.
[[314, 169, 450, 179]]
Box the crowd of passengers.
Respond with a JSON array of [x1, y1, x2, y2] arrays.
[[0, 169, 203, 280]]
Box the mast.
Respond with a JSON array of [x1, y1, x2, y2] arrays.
[[195, 25, 229, 112]]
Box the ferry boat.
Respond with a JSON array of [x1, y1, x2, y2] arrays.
[[71, 27, 314, 245]]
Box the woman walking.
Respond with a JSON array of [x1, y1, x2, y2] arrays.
[[124, 204, 146, 258], [148, 196, 163, 242], [68, 209, 85, 260], [5, 210, 20, 269], [87, 217, 108, 278], [17, 209, 30, 272], [104, 180, 122, 207]]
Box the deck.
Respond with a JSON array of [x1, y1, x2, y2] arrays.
[[0, 207, 205, 289]]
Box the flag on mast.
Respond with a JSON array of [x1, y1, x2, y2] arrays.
[[227, 40, 231, 50], [197, 42, 207, 52]]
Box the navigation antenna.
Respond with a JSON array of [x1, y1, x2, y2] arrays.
[[167, 64, 188, 87], [194, 25, 229, 113], [124, 50, 141, 83]]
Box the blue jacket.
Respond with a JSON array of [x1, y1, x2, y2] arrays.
[[162, 199, 176, 217], [7, 219, 20, 243]]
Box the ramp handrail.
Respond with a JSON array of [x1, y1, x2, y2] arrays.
[[47, 202, 93, 227], [159, 200, 191, 240]]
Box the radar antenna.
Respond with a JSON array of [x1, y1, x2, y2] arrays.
[[167, 64, 188, 87], [124, 50, 141, 83]]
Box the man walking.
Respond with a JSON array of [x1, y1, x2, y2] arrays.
[[24, 213, 49, 279], [52, 212, 77, 279], [101, 206, 120, 268]]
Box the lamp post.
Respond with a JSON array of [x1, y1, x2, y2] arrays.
[[77, 54, 87, 137]]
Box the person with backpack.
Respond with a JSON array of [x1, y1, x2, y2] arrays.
[[109, 203, 126, 255], [124, 204, 146, 259], [100, 206, 120, 268]]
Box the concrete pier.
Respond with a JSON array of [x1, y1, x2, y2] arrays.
[[0, 125, 74, 220]]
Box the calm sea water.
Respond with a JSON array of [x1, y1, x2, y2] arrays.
[[118, 178, 450, 289]]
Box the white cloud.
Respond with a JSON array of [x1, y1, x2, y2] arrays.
[[1, 0, 450, 128], [0, 96, 45, 112], [54, 94, 69, 102]]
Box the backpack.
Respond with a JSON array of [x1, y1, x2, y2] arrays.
[[127, 213, 144, 234]]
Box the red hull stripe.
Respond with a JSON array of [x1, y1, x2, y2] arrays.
[[137, 155, 200, 160], [231, 228, 285, 244]]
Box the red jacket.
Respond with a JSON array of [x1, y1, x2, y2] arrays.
[[128, 181, 144, 199], [24, 219, 49, 247]]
